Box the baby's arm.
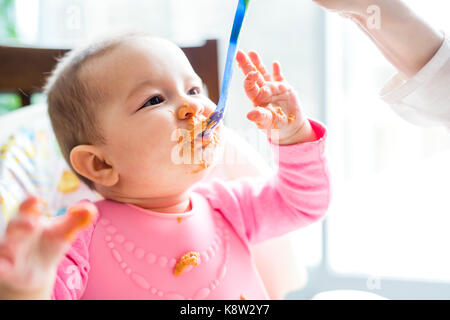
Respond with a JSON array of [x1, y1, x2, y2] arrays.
[[194, 52, 330, 244], [197, 122, 328, 244], [0, 197, 96, 299]]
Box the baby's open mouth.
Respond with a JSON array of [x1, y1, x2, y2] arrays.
[[176, 115, 220, 173], [188, 115, 219, 147]]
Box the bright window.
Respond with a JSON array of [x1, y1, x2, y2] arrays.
[[325, 0, 450, 282]]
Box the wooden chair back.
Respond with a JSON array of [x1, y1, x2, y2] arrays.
[[0, 39, 219, 106]]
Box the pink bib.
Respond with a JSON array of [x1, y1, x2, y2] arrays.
[[81, 193, 269, 300]]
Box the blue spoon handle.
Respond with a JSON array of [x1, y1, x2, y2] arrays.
[[201, 0, 249, 137]]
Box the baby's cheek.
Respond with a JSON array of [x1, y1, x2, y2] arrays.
[[204, 100, 217, 116], [134, 134, 177, 170], [117, 112, 180, 172]]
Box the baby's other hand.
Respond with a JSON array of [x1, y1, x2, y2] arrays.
[[236, 50, 317, 144], [0, 196, 96, 299]]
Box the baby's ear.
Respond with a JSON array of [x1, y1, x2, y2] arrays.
[[70, 145, 119, 187]]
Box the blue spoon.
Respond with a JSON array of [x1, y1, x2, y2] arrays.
[[200, 0, 250, 138]]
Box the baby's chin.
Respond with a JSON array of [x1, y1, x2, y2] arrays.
[[100, 126, 223, 198], [184, 144, 218, 178]]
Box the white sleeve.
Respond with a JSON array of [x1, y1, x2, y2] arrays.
[[380, 33, 450, 130]]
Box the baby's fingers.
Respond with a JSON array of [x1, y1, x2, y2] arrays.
[[236, 50, 265, 87], [244, 71, 267, 104], [247, 107, 273, 129], [248, 51, 272, 81], [18, 196, 42, 219], [4, 196, 42, 243], [40, 202, 97, 263], [272, 61, 284, 82], [0, 243, 14, 276], [44, 202, 97, 243]]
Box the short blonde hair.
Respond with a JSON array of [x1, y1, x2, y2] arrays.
[[44, 33, 151, 189]]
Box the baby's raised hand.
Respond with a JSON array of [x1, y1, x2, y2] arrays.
[[0, 197, 96, 299], [236, 50, 317, 145]]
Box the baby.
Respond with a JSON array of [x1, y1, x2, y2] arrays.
[[0, 34, 330, 300]]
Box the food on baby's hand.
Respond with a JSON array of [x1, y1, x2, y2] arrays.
[[173, 251, 200, 277], [288, 114, 296, 124], [275, 107, 285, 117], [64, 202, 97, 241]]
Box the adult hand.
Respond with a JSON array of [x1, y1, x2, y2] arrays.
[[313, 0, 444, 77]]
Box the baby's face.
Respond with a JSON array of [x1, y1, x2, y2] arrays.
[[87, 38, 220, 201]]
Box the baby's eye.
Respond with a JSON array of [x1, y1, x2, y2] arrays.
[[142, 95, 164, 108], [188, 87, 200, 95]]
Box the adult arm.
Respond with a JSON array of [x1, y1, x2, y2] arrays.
[[315, 0, 450, 129]]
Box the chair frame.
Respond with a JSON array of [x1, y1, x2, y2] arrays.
[[0, 39, 219, 107]]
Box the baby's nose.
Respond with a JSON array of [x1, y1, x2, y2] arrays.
[[177, 103, 205, 120]]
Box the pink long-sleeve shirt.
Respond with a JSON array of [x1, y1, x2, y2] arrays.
[[51, 119, 330, 300]]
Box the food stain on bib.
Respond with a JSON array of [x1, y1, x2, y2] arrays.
[[173, 251, 200, 277]]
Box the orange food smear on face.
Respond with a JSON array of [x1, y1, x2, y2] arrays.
[[173, 251, 200, 277], [168, 109, 175, 115], [240, 294, 246, 300], [191, 161, 209, 174], [178, 114, 219, 174], [178, 104, 189, 119], [177, 217, 183, 224]]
